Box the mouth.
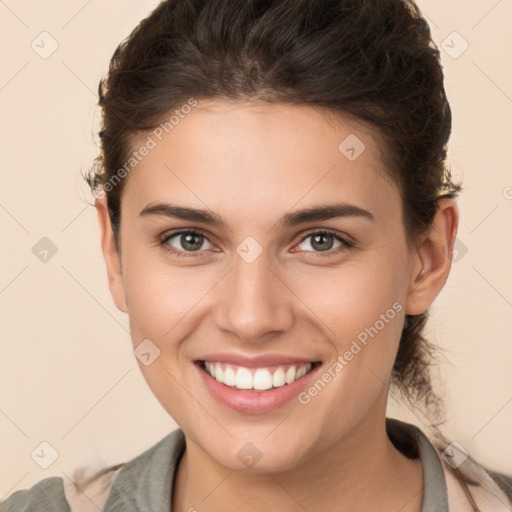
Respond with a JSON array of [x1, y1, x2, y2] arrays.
[[194, 359, 322, 414]]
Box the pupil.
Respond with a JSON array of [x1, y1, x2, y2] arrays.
[[312, 234, 333, 251]]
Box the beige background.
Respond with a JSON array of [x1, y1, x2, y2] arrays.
[[1, 0, 511, 498]]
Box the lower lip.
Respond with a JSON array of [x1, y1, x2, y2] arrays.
[[196, 362, 321, 414]]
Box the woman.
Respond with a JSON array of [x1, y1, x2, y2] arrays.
[[2, 0, 511, 510]]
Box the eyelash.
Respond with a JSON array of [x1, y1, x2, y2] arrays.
[[157, 228, 354, 259]]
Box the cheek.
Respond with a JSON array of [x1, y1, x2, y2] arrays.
[[121, 240, 224, 373], [293, 248, 408, 342], [120, 254, 207, 425], [292, 254, 408, 422], [292, 250, 409, 410], [124, 266, 209, 346]]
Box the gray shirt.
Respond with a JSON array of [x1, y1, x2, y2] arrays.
[[1, 418, 500, 511]]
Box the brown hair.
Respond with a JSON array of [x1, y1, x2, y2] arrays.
[[81, 0, 499, 507]]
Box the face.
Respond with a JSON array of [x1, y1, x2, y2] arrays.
[[98, 99, 450, 472]]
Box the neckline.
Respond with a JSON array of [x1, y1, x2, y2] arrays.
[[104, 418, 448, 511], [386, 417, 449, 512]]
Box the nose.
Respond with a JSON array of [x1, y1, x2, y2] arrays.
[[213, 248, 294, 342]]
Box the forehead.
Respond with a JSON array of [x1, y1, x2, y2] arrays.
[[122, 100, 400, 227]]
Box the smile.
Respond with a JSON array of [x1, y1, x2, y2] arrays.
[[200, 361, 317, 391]]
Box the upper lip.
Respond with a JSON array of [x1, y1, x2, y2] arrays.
[[196, 352, 321, 368]]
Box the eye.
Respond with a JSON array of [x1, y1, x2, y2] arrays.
[[158, 228, 354, 259], [160, 229, 214, 257], [295, 230, 353, 257]]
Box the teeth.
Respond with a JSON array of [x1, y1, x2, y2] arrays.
[[236, 367, 253, 389], [214, 364, 224, 382], [285, 366, 296, 384], [223, 366, 236, 386], [204, 361, 314, 391], [253, 369, 273, 390], [272, 367, 286, 387]]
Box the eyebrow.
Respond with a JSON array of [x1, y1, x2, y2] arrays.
[[138, 202, 374, 229]]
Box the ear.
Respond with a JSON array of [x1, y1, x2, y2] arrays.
[[405, 198, 459, 315], [95, 196, 128, 313]]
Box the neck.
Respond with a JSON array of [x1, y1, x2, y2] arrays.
[[172, 410, 424, 512]]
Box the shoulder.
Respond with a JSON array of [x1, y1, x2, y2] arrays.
[[100, 428, 185, 510], [1, 467, 124, 512], [386, 418, 512, 512], [62, 465, 122, 512], [434, 441, 512, 511], [0, 468, 121, 512], [0, 476, 70, 512], [1, 429, 185, 512]]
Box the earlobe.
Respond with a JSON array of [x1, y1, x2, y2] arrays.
[[95, 197, 128, 313], [405, 198, 459, 316]]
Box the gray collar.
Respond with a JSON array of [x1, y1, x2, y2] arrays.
[[386, 417, 449, 512], [103, 418, 448, 511]]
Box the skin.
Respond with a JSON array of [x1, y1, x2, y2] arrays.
[[96, 99, 458, 512]]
